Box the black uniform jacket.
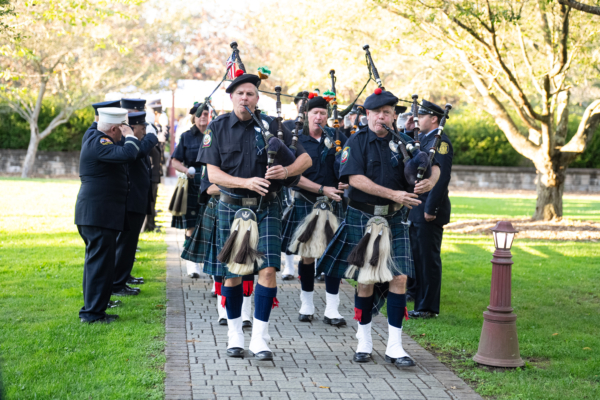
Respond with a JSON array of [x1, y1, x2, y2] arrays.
[[172, 124, 205, 168], [123, 133, 159, 215], [82, 122, 98, 145], [295, 127, 347, 193], [198, 112, 307, 197], [75, 130, 140, 231], [408, 129, 453, 226], [339, 126, 411, 206]]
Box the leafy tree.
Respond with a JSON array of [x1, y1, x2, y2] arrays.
[[376, 0, 600, 220]]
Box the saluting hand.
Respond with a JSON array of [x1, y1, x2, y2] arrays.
[[120, 124, 134, 137], [414, 179, 434, 194], [323, 187, 344, 202], [391, 191, 421, 209], [264, 165, 287, 180], [246, 177, 270, 196]]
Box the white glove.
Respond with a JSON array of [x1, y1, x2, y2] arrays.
[[176, 170, 186, 179], [187, 166, 196, 176]]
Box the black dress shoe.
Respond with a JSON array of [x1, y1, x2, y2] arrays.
[[251, 351, 273, 361], [323, 316, 347, 327], [112, 287, 139, 296], [127, 275, 144, 285], [353, 352, 372, 363], [218, 318, 228, 326], [409, 310, 437, 319], [107, 300, 122, 309], [125, 285, 140, 293], [211, 292, 217, 298], [189, 273, 200, 279], [81, 314, 119, 324], [406, 294, 415, 302], [226, 347, 244, 358], [242, 320, 252, 328], [281, 274, 295, 281], [298, 314, 313, 322], [385, 354, 416, 367], [316, 274, 325, 282]]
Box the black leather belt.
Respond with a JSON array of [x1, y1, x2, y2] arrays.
[[220, 192, 277, 208], [349, 200, 403, 216], [294, 191, 329, 204]]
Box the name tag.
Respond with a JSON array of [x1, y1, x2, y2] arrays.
[[374, 205, 389, 216], [242, 198, 258, 207]]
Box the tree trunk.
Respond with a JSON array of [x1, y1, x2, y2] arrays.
[[533, 165, 566, 221], [21, 135, 41, 178]]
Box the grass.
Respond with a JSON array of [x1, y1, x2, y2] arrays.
[[0, 178, 167, 399], [398, 194, 600, 400]]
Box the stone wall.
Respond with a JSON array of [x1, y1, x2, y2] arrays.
[[2, 150, 599, 192], [449, 165, 600, 193]]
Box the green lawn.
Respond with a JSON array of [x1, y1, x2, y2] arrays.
[[0, 178, 167, 399], [400, 194, 600, 399]]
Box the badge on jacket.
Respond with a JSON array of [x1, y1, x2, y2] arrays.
[[439, 142, 449, 155], [341, 146, 350, 164], [202, 133, 212, 148], [100, 138, 112, 145]]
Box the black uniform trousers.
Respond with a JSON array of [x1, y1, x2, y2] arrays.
[[113, 212, 146, 290], [409, 221, 444, 314], [78, 225, 119, 321], [145, 182, 159, 231]]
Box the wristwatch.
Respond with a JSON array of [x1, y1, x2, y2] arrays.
[[318, 185, 324, 195]]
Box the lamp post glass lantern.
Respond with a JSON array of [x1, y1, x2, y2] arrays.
[[473, 221, 524, 368]]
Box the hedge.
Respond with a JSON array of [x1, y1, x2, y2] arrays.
[[1, 100, 598, 168]]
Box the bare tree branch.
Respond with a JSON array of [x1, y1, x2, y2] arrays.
[[561, 99, 600, 154], [558, 0, 600, 16]]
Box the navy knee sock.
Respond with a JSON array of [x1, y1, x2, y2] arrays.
[[221, 284, 243, 319], [242, 274, 254, 297], [387, 292, 407, 329], [254, 284, 277, 322], [354, 293, 374, 325], [298, 261, 315, 292], [325, 276, 341, 295]]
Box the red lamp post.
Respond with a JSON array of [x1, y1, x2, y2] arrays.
[[473, 221, 524, 368]]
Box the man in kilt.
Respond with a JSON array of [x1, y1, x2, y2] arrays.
[[182, 167, 255, 327], [171, 103, 211, 278], [199, 73, 311, 361], [280, 95, 349, 325], [317, 89, 440, 367]]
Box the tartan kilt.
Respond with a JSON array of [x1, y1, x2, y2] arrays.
[[170, 172, 202, 229], [281, 196, 346, 254], [316, 205, 414, 280], [180, 201, 210, 263], [201, 198, 226, 277], [218, 197, 283, 279]]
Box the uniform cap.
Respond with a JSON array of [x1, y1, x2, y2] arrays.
[[363, 89, 398, 110], [98, 108, 128, 124], [129, 111, 147, 126], [307, 96, 328, 111], [120, 98, 146, 111], [418, 100, 447, 119], [225, 73, 261, 94], [92, 100, 121, 116], [395, 105, 407, 115]]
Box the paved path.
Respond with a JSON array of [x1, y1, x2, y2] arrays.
[[164, 227, 483, 400]]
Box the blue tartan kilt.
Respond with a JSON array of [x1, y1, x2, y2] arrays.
[[217, 196, 283, 279], [316, 205, 414, 280], [180, 197, 211, 263], [201, 198, 226, 277], [281, 196, 346, 254], [171, 172, 202, 229]]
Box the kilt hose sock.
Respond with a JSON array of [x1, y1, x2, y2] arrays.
[[298, 261, 315, 315], [385, 292, 410, 359], [250, 284, 277, 354], [222, 284, 244, 349], [324, 276, 343, 319], [242, 274, 254, 322], [354, 294, 374, 354]]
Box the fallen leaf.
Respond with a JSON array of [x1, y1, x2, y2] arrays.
[[421, 333, 426, 336], [155, 304, 164, 308], [451, 386, 457, 389], [319, 386, 330, 389], [552, 333, 559, 336], [583, 347, 591, 350]]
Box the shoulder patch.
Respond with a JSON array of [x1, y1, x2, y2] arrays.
[[100, 137, 113, 146], [201, 165, 207, 179], [438, 142, 449, 155], [341, 146, 350, 165], [202, 133, 212, 148]]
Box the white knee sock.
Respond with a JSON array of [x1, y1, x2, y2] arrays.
[[324, 292, 343, 319], [282, 254, 295, 276], [186, 260, 201, 276], [356, 322, 373, 354], [242, 296, 252, 322], [217, 295, 227, 321], [249, 319, 271, 354], [227, 316, 244, 349], [385, 324, 410, 359], [299, 290, 315, 315]]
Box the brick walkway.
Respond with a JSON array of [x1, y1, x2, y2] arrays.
[[164, 227, 482, 400]]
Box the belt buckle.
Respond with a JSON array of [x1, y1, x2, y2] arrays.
[[316, 196, 328, 202], [374, 205, 389, 216], [242, 197, 257, 207]]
